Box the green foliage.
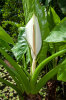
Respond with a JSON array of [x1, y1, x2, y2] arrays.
[[2, 21, 21, 28], [39, 0, 52, 6], [41, 0, 66, 19], [35, 59, 66, 93], [45, 17, 66, 42], [0, 0, 66, 99], [58, 0, 66, 14], [0, 26, 14, 45], [0, 26, 66, 96], [1, 0, 24, 23], [57, 59, 66, 82], [0, 39, 11, 51], [1, 0, 25, 43], [12, 27, 29, 61], [31, 49, 66, 91], [0, 77, 22, 96], [47, 7, 60, 31], [0, 48, 31, 93], [45, 0, 52, 6]]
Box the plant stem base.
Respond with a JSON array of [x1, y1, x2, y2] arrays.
[[19, 93, 42, 100]]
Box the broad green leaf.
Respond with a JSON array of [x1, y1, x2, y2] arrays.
[[18, 27, 25, 40], [47, 7, 60, 31], [58, 0, 66, 14], [45, 17, 66, 42], [57, 59, 66, 82], [0, 26, 14, 45], [34, 59, 66, 93], [0, 49, 31, 93], [12, 27, 29, 62], [22, 0, 50, 63], [12, 38, 28, 61]]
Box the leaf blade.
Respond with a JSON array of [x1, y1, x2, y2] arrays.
[[31, 49, 66, 87], [0, 26, 14, 45], [34, 59, 66, 93], [0, 77, 22, 96], [0, 49, 31, 93], [45, 18, 66, 42]]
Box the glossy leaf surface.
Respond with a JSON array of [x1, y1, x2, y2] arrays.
[[12, 27, 29, 61], [45, 18, 66, 42]]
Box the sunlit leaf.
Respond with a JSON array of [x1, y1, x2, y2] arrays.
[[0, 26, 14, 45], [12, 27, 28, 61], [45, 17, 66, 42]]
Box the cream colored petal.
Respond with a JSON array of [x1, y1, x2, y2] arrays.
[[26, 17, 33, 50], [25, 14, 42, 59], [34, 15, 42, 56]]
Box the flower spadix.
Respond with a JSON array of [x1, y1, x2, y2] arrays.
[[25, 14, 42, 73]]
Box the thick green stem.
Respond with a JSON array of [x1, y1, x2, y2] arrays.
[[31, 49, 66, 86], [32, 59, 66, 94]]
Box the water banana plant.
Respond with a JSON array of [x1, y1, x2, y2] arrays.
[[0, 0, 66, 99], [0, 14, 66, 99]]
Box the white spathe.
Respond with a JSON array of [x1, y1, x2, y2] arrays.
[[25, 14, 42, 59]]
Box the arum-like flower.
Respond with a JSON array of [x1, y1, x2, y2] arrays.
[[25, 14, 42, 74]]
